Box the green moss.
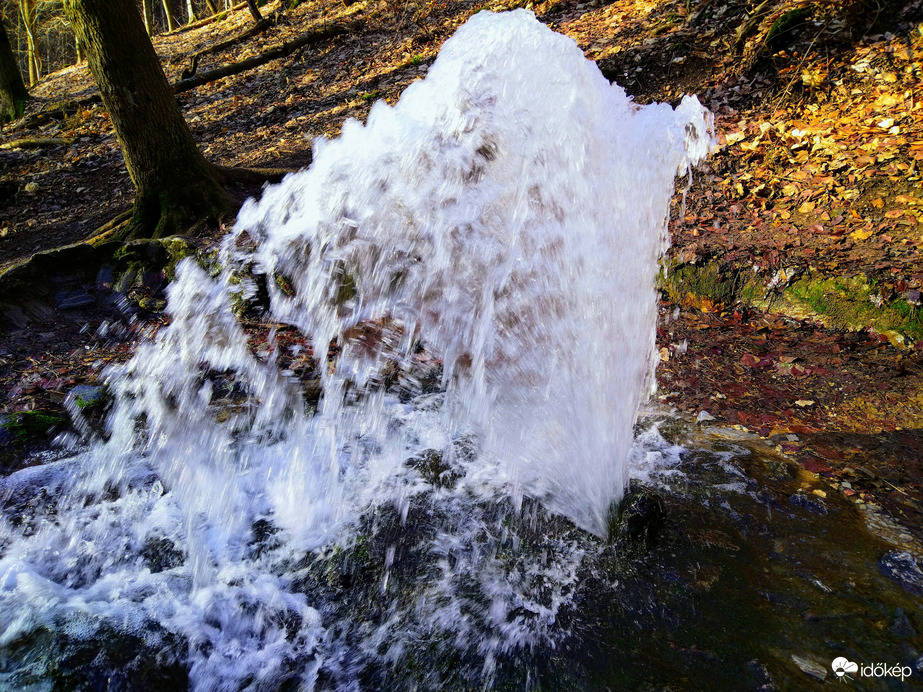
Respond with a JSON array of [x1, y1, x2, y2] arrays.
[[1, 410, 67, 445], [786, 273, 923, 342], [659, 259, 922, 345], [658, 259, 755, 307], [334, 265, 357, 306], [161, 236, 198, 280], [274, 272, 296, 296], [766, 6, 811, 47]]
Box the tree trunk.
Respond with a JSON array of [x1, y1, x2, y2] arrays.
[[75, 34, 85, 63], [63, 0, 233, 240], [204, 0, 218, 15], [185, 0, 197, 24], [19, 0, 41, 85], [0, 19, 29, 122], [246, 0, 262, 22], [161, 0, 177, 31], [141, 0, 155, 36]]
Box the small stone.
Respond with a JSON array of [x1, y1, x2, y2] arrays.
[[790, 492, 827, 515], [696, 410, 715, 423], [791, 655, 827, 681], [56, 291, 95, 310], [66, 384, 107, 410], [23, 182, 39, 193]]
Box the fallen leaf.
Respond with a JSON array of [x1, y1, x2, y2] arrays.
[[725, 132, 745, 145]]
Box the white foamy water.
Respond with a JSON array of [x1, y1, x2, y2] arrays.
[[0, 10, 711, 690]]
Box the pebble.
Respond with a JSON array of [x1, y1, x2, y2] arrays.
[[791, 654, 827, 681]]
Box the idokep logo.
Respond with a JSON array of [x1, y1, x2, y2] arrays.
[[831, 657, 913, 682], [832, 658, 858, 679]]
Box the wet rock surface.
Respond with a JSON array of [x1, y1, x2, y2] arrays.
[[879, 550, 923, 597]]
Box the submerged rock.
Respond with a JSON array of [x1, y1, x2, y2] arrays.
[[608, 480, 666, 548], [879, 550, 923, 596]]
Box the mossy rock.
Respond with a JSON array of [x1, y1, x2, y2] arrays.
[[0, 410, 68, 447], [1, 620, 188, 691], [659, 259, 923, 345], [0, 240, 122, 304], [140, 536, 185, 573], [407, 448, 462, 488], [784, 272, 923, 344], [67, 384, 108, 412], [607, 480, 666, 549], [0, 410, 69, 472], [658, 258, 760, 309]]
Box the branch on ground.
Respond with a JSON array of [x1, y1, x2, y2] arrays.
[[0, 137, 71, 149], [168, 1, 248, 34], [180, 14, 275, 77], [211, 163, 300, 186], [173, 20, 362, 93]]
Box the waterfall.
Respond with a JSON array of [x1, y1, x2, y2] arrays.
[[0, 10, 711, 690]]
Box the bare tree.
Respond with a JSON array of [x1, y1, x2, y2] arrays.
[[63, 0, 233, 239], [245, 0, 261, 23], [18, 0, 40, 84], [140, 0, 154, 36], [160, 0, 176, 31], [0, 16, 28, 121]]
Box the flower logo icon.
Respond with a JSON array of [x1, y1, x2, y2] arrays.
[[832, 657, 859, 679]]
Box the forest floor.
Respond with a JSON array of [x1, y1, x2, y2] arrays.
[[1, 0, 923, 547]]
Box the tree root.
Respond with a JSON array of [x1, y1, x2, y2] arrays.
[[87, 209, 133, 244], [211, 163, 301, 186], [84, 163, 298, 245]]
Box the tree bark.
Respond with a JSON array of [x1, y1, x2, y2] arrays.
[[246, 0, 262, 22], [63, 0, 233, 240], [19, 0, 41, 85], [141, 0, 155, 36], [0, 19, 29, 122], [161, 0, 177, 32]]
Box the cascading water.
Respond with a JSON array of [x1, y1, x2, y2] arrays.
[[0, 10, 714, 690]]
